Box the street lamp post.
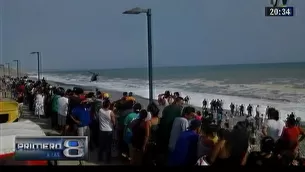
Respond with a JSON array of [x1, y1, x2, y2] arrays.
[[13, 60, 19, 78], [123, 7, 153, 104], [5, 63, 10, 76], [0, 64, 4, 76], [30, 52, 41, 80]]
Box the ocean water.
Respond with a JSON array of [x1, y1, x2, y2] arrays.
[[29, 62, 305, 120]]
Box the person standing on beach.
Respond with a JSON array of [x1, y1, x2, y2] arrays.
[[235, 104, 239, 116], [34, 89, 45, 117], [265, 106, 270, 119], [70, 98, 91, 165], [168, 106, 195, 153], [90, 91, 103, 149], [66, 87, 83, 135], [262, 108, 285, 142], [130, 109, 149, 165], [240, 104, 244, 116], [256, 105, 260, 116], [98, 99, 116, 163], [57, 89, 69, 135], [247, 104, 253, 116], [230, 103, 235, 115], [121, 92, 128, 100], [123, 103, 142, 161], [195, 111, 202, 121], [117, 100, 134, 159], [126, 92, 136, 102], [157, 97, 184, 165], [279, 116, 305, 155], [168, 119, 202, 166], [143, 102, 160, 165], [70, 99, 91, 137], [202, 99, 207, 109]]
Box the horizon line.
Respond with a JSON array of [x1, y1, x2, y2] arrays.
[[26, 61, 305, 72]]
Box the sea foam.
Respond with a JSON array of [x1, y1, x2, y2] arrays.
[[29, 73, 305, 120]]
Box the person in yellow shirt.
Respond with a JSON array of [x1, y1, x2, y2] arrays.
[[103, 92, 110, 99], [207, 124, 219, 144], [126, 92, 136, 102]]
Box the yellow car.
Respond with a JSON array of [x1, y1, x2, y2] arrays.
[[0, 101, 20, 124]]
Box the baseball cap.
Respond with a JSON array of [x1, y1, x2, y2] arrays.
[[188, 119, 202, 130]]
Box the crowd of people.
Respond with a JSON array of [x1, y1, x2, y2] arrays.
[[1, 75, 305, 166]]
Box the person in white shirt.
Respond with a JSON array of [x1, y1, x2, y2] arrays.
[[262, 108, 285, 142], [34, 89, 44, 117], [255, 105, 260, 116], [57, 90, 69, 134], [168, 106, 195, 152], [98, 99, 116, 163]]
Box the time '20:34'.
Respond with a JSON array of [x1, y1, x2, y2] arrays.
[[265, 7, 294, 17]]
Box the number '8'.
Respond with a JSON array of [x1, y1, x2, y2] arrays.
[[63, 140, 84, 158]]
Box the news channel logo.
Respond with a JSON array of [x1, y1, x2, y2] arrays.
[[15, 136, 88, 160]]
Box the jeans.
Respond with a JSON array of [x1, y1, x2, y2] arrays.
[[77, 126, 90, 143], [98, 131, 113, 162], [89, 120, 99, 149]]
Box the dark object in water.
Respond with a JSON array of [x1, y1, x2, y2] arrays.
[[90, 74, 98, 82], [88, 71, 98, 82]]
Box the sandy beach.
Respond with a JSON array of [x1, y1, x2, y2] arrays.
[[47, 79, 245, 128], [38, 77, 305, 157]]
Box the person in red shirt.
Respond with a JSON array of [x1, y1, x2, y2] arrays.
[[195, 111, 203, 121], [280, 117, 305, 153]]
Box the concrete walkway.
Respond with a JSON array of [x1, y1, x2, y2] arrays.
[[19, 104, 123, 165], [1, 92, 123, 165]]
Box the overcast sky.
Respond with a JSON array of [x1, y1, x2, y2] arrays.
[[1, 0, 304, 70]]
